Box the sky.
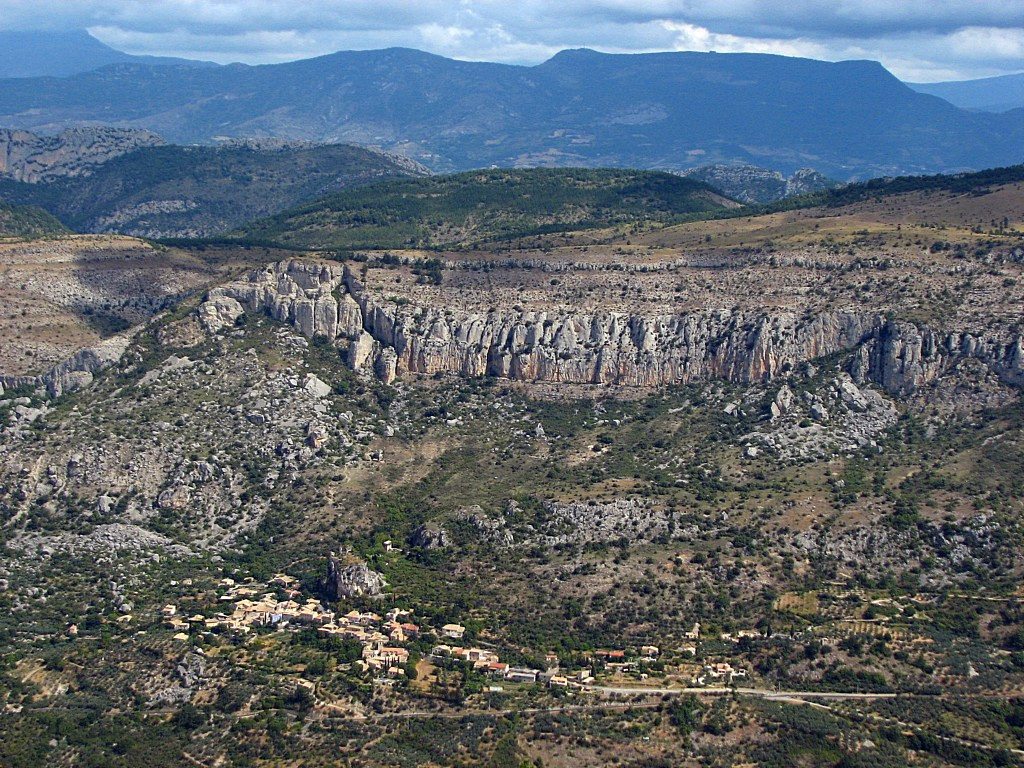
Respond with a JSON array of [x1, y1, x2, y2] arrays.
[[2, 0, 1023, 82]]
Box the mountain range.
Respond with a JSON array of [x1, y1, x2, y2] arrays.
[[0, 43, 1021, 180]]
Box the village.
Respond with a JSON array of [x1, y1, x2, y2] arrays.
[[159, 572, 753, 693]]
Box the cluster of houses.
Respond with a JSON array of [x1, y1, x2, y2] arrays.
[[162, 573, 749, 690], [162, 575, 340, 638], [162, 575, 440, 677], [430, 642, 599, 689]]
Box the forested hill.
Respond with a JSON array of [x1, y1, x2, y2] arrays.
[[236, 168, 735, 250]]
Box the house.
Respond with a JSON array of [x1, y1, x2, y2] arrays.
[[505, 667, 538, 683], [363, 644, 409, 669], [161, 604, 177, 617], [549, 675, 569, 688], [702, 662, 746, 683], [641, 645, 660, 658], [270, 573, 298, 588], [455, 648, 498, 664], [684, 622, 701, 640], [486, 662, 509, 678], [441, 623, 466, 640]]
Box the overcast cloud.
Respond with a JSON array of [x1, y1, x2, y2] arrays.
[[2, 0, 1022, 81]]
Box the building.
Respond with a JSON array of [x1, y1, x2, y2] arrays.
[[441, 623, 466, 639]]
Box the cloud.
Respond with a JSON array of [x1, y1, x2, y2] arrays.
[[2, 1, 1022, 80]]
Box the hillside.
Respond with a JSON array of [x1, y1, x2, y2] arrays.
[[0, 202, 68, 240], [0, 140, 428, 238], [1, 164, 1023, 766], [0, 48, 1021, 179], [237, 168, 735, 250], [0, 127, 166, 183]]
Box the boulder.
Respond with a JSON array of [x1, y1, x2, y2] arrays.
[[303, 374, 332, 399], [838, 377, 869, 412]]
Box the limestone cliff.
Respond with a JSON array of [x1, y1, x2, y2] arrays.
[[206, 259, 1024, 395]]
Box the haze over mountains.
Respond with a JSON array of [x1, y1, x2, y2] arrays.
[[0, 33, 1021, 180], [0, 30, 212, 79], [910, 73, 1024, 114]]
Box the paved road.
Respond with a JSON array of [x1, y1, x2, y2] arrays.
[[591, 685, 898, 700]]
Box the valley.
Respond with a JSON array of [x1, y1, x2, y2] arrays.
[[0, 163, 1023, 766]]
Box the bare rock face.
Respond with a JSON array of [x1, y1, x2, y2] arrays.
[[319, 554, 387, 601], [209, 259, 1024, 396], [157, 485, 190, 511]]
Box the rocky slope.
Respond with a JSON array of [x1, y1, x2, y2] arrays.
[[0, 127, 165, 183], [0, 235, 222, 382], [206, 259, 1024, 395], [680, 165, 837, 204]]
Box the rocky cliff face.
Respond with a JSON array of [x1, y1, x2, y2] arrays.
[[0, 127, 165, 183], [206, 259, 1024, 395]]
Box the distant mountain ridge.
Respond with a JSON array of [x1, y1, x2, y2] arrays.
[[0, 46, 1020, 180], [910, 73, 1024, 113], [0, 30, 213, 78]]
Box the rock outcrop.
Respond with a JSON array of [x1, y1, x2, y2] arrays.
[[197, 296, 244, 333], [319, 554, 387, 601], [680, 164, 837, 204], [409, 522, 450, 549]]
